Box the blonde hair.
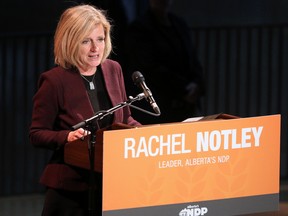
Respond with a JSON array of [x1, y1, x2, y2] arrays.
[[54, 4, 112, 69]]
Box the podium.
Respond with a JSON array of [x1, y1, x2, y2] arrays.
[[64, 114, 281, 216]]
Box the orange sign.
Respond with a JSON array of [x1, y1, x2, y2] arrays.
[[102, 115, 280, 213]]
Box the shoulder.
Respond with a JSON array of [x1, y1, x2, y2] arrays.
[[101, 59, 126, 85], [38, 66, 78, 87], [101, 59, 120, 67], [101, 59, 122, 73], [41, 66, 77, 78], [42, 66, 75, 77]]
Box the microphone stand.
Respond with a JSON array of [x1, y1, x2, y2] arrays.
[[72, 93, 158, 216], [72, 93, 147, 131]]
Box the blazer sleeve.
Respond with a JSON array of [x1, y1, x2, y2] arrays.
[[29, 72, 70, 150]]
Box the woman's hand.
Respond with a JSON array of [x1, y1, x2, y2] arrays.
[[67, 128, 89, 142]]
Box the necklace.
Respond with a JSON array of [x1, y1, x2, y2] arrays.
[[80, 73, 96, 90]]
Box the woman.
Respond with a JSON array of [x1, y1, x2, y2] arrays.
[[29, 4, 140, 215]]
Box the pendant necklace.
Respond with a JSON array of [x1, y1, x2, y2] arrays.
[[80, 73, 96, 90]]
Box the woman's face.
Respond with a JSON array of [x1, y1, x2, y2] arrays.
[[78, 24, 105, 74]]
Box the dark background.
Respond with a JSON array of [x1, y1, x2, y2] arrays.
[[0, 0, 287, 196]]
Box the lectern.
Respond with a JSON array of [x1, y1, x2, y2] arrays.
[[64, 114, 281, 216]]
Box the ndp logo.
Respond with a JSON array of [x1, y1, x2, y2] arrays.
[[179, 205, 208, 216]]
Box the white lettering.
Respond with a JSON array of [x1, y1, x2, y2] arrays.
[[196, 132, 209, 152], [252, 126, 263, 146], [148, 136, 159, 156], [124, 138, 135, 158], [196, 126, 263, 152], [124, 133, 191, 158], [221, 129, 232, 149], [209, 130, 221, 151], [242, 128, 252, 148], [158, 160, 183, 168]]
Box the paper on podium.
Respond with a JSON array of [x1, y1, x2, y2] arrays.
[[183, 113, 239, 123]]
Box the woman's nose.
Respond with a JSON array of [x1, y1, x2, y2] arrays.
[[91, 42, 99, 51]]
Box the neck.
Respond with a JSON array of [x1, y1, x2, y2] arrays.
[[79, 67, 97, 76]]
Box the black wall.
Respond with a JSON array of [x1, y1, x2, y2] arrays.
[[0, 0, 287, 196]]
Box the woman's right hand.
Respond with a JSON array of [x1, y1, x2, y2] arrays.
[[67, 128, 89, 142]]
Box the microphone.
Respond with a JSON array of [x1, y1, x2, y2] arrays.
[[132, 71, 161, 114]]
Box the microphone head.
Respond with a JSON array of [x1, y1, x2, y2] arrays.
[[132, 71, 145, 85]]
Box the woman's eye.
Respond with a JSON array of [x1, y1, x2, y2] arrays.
[[82, 39, 90, 44]]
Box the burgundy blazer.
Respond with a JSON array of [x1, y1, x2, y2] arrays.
[[29, 59, 141, 191]]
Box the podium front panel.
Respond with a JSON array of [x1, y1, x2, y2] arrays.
[[102, 115, 280, 216]]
